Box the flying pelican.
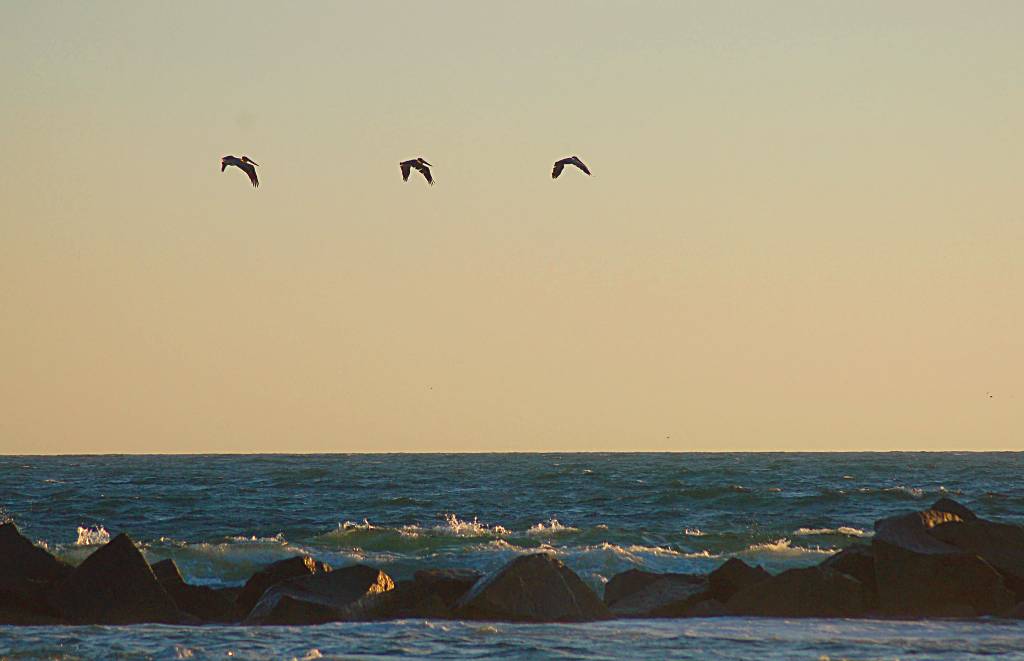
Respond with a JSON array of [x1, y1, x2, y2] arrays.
[[400, 157, 433, 185], [221, 155, 259, 188], [552, 156, 591, 179]]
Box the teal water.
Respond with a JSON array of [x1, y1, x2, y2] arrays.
[[2, 453, 1023, 659]]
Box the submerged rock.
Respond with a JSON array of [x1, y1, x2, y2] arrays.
[[726, 566, 868, 617], [236, 555, 332, 618], [603, 570, 707, 618], [51, 533, 183, 624], [244, 564, 394, 625], [454, 553, 610, 622], [707, 558, 771, 603]]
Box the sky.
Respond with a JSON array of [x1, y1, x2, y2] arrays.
[[1, 1, 1021, 453]]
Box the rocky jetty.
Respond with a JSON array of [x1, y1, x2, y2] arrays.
[[1, 497, 1022, 625]]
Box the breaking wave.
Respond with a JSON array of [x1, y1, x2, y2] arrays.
[[75, 525, 110, 546]]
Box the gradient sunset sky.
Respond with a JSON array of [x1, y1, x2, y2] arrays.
[[2, 1, 1021, 453]]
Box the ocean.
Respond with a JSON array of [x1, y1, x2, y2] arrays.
[[2, 452, 1023, 659]]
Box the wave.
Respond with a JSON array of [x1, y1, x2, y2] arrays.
[[527, 518, 579, 536], [740, 538, 838, 558], [793, 527, 872, 538], [75, 525, 110, 546], [435, 513, 511, 537]]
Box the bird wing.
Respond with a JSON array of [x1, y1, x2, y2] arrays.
[[221, 161, 228, 172], [414, 163, 434, 185], [552, 161, 565, 179], [571, 157, 591, 175], [240, 162, 259, 187], [401, 162, 412, 181]]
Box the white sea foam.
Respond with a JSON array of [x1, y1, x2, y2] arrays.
[[75, 525, 110, 546], [435, 513, 510, 537], [741, 538, 838, 557], [225, 532, 287, 544], [527, 518, 580, 535], [684, 528, 706, 536], [883, 486, 924, 498], [793, 526, 872, 538]]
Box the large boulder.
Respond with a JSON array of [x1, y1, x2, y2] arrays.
[[236, 555, 332, 618], [244, 564, 394, 625], [820, 545, 877, 607], [873, 507, 1016, 617], [454, 553, 610, 622], [929, 519, 1024, 599], [874, 509, 964, 554], [50, 533, 184, 624], [726, 566, 868, 617], [603, 569, 663, 606], [151, 558, 239, 623], [0, 576, 64, 624], [707, 558, 771, 603], [603, 570, 708, 618], [0, 523, 71, 624], [929, 498, 977, 522], [0, 522, 72, 584], [344, 568, 483, 620]]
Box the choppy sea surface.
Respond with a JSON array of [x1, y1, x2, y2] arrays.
[[2, 452, 1023, 660]]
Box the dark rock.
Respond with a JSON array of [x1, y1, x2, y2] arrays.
[[707, 558, 771, 603], [683, 598, 727, 617], [873, 508, 1017, 617], [244, 564, 394, 625], [1007, 602, 1024, 619], [0, 576, 63, 624], [603, 569, 664, 606], [236, 555, 332, 618], [413, 568, 482, 604], [726, 566, 868, 617], [151, 558, 186, 588], [0, 608, 64, 625], [216, 586, 242, 603], [605, 573, 708, 618], [0, 522, 72, 584], [454, 553, 610, 622], [50, 533, 183, 624], [821, 545, 877, 606], [873, 540, 1015, 617], [343, 568, 482, 621], [930, 498, 977, 522], [873, 509, 963, 555], [151, 558, 238, 623], [929, 519, 1024, 599]]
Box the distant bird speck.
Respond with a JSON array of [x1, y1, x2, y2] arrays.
[[221, 155, 259, 188], [400, 158, 433, 185], [552, 155, 591, 179]]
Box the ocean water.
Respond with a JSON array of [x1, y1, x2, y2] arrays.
[[2, 452, 1023, 659]]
